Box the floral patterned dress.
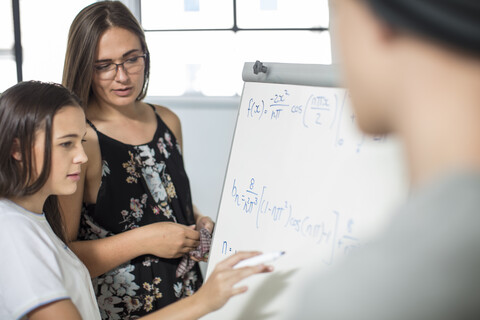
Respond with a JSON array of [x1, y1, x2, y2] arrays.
[[79, 105, 202, 319]]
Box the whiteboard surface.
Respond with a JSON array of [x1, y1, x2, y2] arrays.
[[203, 81, 408, 319]]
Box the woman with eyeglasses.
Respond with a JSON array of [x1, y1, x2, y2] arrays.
[[60, 2, 215, 318]]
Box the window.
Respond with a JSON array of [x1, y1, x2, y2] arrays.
[[4, 0, 332, 96], [236, 0, 329, 29], [0, 0, 16, 92], [141, 0, 331, 96], [142, 0, 233, 30], [19, 0, 95, 84]]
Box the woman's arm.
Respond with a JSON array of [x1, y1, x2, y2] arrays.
[[68, 222, 200, 278], [193, 204, 214, 232]]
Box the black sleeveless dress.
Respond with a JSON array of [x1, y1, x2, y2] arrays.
[[78, 105, 202, 319]]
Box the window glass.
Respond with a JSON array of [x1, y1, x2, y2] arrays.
[[146, 30, 331, 96], [236, 0, 329, 29], [0, 61, 17, 93], [0, 0, 16, 92], [147, 31, 234, 96], [143, 0, 332, 96], [0, 1, 14, 48], [20, 0, 95, 83], [141, 0, 234, 30]]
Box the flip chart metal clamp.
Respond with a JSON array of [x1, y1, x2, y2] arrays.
[[253, 60, 268, 75]]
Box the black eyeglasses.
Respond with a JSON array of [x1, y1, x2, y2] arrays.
[[94, 54, 146, 80]]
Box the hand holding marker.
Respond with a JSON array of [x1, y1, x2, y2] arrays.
[[234, 251, 285, 269]]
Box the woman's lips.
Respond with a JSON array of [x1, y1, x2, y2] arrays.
[[67, 173, 81, 181], [112, 87, 133, 97]]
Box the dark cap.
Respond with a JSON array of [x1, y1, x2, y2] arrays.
[[364, 0, 480, 55]]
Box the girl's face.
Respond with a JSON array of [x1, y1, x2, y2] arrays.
[[34, 106, 88, 196], [91, 27, 145, 108]]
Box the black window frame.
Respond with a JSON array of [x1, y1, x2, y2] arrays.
[[140, 0, 329, 33]]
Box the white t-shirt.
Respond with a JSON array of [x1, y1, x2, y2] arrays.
[[0, 199, 101, 320]]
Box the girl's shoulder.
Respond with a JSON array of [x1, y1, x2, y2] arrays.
[[0, 200, 41, 224], [0, 200, 51, 247]]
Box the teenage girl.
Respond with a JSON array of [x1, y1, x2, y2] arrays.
[[0, 81, 271, 320]]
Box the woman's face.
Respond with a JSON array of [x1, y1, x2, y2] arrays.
[[33, 106, 88, 196], [91, 27, 145, 108]]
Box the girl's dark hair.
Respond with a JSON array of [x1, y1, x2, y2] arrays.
[[0, 81, 82, 243], [62, 0, 150, 108]]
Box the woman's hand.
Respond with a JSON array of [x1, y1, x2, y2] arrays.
[[196, 215, 214, 234], [141, 252, 273, 320], [188, 215, 215, 262], [193, 251, 274, 313], [142, 222, 200, 259]]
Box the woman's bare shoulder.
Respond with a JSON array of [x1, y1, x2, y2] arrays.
[[83, 124, 100, 155], [153, 105, 181, 126], [83, 124, 102, 174], [151, 104, 183, 143]]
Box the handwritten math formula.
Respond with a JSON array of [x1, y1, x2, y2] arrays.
[[245, 87, 386, 153], [246, 89, 338, 129], [226, 177, 360, 265]]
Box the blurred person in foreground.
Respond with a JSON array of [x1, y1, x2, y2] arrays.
[[290, 0, 480, 319]]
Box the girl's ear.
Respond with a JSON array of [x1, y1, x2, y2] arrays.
[[11, 138, 22, 161]]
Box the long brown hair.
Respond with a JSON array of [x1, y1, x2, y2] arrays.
[[0, 81, 82, 243], [62, 1, 150, 109]]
